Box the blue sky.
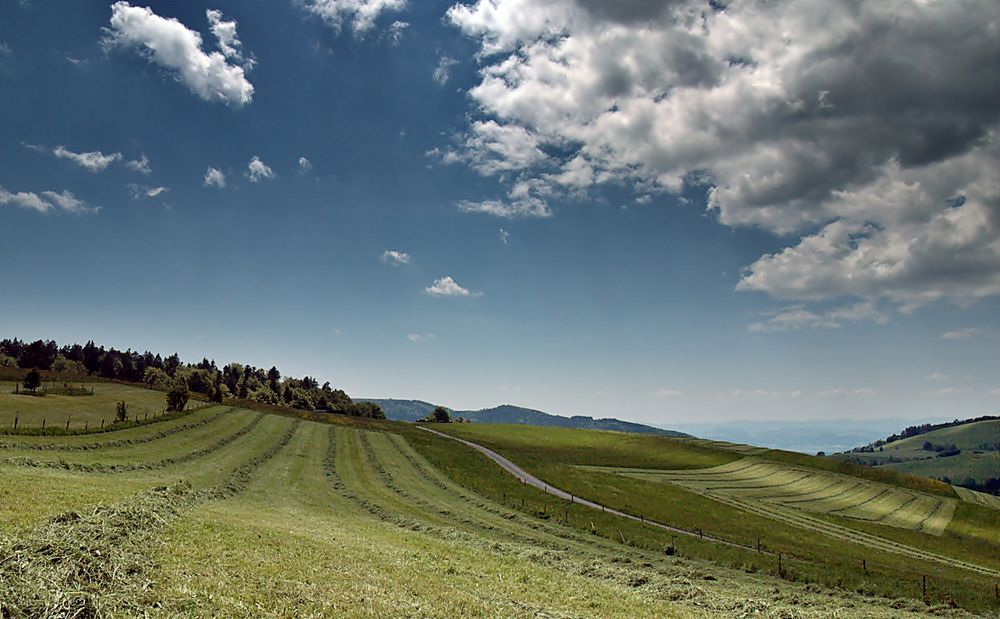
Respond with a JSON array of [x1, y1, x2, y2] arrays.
[[1, 0, 998, 424]]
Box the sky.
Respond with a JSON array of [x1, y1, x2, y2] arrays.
[[1, 0, 998, 425]]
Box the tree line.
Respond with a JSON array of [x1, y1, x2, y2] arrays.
[[0, 338, 383, 419]]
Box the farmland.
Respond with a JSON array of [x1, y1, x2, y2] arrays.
[[0, 380, 196, 431], [0, 399, 997, 616], [835, 419, 1000, 487]]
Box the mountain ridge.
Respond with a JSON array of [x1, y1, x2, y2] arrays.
[[360, 398, 690, 437]]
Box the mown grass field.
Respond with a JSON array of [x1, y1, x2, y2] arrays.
[[432, 423, 1000, 614], [0, 398, 997, 616], [0, 380, 194, 430]]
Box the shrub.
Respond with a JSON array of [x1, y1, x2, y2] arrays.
[[166, 381, 189, 412], [22, 369, 41, 393], [115, 401, 129, 423]]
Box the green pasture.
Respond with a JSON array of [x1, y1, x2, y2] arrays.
[[0, 408, 997, 615], [0, 380, 192, 431]]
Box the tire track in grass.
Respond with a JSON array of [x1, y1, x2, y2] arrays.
[[0, 406, 233, 452], [0, 412, 265, 472]]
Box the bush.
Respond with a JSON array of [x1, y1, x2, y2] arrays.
[[22, 369, 41, 393], [115, 401, 129, 423], [166, 381, 189, 412]]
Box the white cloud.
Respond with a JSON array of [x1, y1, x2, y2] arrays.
[[433, 55, 458, 85], [989, 388, 1000, 396], [128, 184, 169, 200], [446, 0, 1000, 309], [299, 0, 408, 36], [931, 387, 957, 396], [0, 186, 99, 214], [747, 301, 887, 332], [927, 372, 949, 382], [104, 2, 254, 107], [457, 198, 551, 218], [40, 191, 100, 214], [499, 228, 510, 244], [203, 167, 226, 188], [387, 20, 409, 44], [941, 328, 982, 340], [817, 388, 877, 397], [126, 153, 151, 174], [66, 56, 87, 66], [653, 389, 683, 397], [406, 333, 435, 343], [206, 9, 254, 70], [53, 146, 122, 172], [380, 249, 411, 266], [298, 156, 313, 173], [729, 389, 803, 398], [246, 156, 274, 182], [424, 276, 479, 297]]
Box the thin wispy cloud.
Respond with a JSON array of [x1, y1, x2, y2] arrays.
[[299, 0, 408, 36], [126, 153, 151, 174], [432, 55, 458, 85], [380, 250, 411, 266], [298, 157, 313, 173], [652, 389, 683, 397], [246, 156, 274, 182], [0, 186, 99, 214], [53, 145, 121, 172], [406, 333, 435, 343], [203, 167, 226, 188], [941, 328, 982, 340]]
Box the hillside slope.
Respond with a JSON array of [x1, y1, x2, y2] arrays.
[[0, 400, 962, 616], [362, 399, 690, 436], [835, 418, 1000, 492]]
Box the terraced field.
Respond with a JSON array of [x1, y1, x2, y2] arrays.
[[0, 405, 975, 617]]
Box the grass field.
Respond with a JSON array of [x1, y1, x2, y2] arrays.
[[431, 423, 1000, 613], [0, 398, 997, 616], [596, 456, 957, 534], [0, 380, 195, 430], [837, 420, 1000, 485]]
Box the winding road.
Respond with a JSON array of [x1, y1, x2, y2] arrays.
[[417, 425, 750, 550]]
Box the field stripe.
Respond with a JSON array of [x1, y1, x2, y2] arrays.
[[0, 406, 233, 452], [0, 412, 265, 472]]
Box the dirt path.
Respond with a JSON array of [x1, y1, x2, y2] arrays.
[[417, 425, 750, 550]]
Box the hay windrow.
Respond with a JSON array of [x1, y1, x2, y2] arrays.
[[0, 412, 265, 473], [0, 407, 232, 452], [0, 482, 195, 618], [0, 418, 301, 617]]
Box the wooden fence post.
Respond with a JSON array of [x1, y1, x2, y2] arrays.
[[922, 575, 927, 598], [13, 415, 17, 430], [66, 417, 71, 430], [101, 418, 105, 429], [41, 418, 46, 429]]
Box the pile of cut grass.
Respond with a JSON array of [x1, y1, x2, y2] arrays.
[[0, 482, 194, 618]]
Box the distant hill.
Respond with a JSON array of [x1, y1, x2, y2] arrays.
[[360, 399, 690, 437], [832, 416, 1000, 494]]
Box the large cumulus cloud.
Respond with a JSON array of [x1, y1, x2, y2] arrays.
[[445, 0, 1000, 307]]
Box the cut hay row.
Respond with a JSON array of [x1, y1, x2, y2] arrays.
[[0, 412, 265, 472], [0, 405, 233, 452], [953, 485, 1000, 511], [592, 460, 998, 578], [626, 457, 956, 535], [0, 416, 303, 616], [684, 438, 769, 455]]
